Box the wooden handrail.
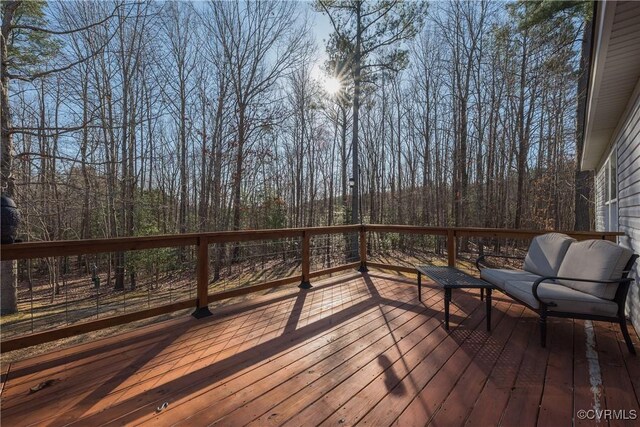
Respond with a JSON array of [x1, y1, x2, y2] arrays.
[[365, 224, 449, 235], [0, 234, 200, 261], [363, 224, 622, 267], [0, 224, 618, 262], [0, 223, 624, 352], [364, 224, 622, 240], [0, 225, 361, 261]]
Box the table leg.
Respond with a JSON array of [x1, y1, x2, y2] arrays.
[[444, 288, 451, 330], [480, 288, 484, 301], [486, 288, 492, 332], [418, 272, 422, 301]]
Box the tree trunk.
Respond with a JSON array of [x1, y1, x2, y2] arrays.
[[514, 33, 529, 229], [232, 105, 246, 262], [349, 1, 362, 259], [1, 1, 20, 315]]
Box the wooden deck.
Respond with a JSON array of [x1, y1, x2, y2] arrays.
[[1, 271, 639, 426]]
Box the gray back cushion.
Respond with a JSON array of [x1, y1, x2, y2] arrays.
[[523, 233, 575, 277], [557, 239, 634, 300]]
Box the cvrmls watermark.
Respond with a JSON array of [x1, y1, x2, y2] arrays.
[[576, 409, 637, 421]]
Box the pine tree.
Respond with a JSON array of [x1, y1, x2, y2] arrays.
[[317, 0, 426, 257], [513, 0, 594, 230]]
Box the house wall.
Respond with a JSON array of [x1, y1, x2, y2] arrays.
[[598, 87, 640, 336], [595, 166, 606, 232]]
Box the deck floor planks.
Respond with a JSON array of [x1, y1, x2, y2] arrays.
[[594, 320, 640, 427], [387, 302, 521, 427], [3, 326, 206, 407], [3, 276, 339, 381], [536, 317, 575, 426], [129, 281, 442, 426], [3, 316, 203, 390], [226, 286, 457, 427], [426, 304, 526, 426], [140, 292, 432, 421], [498, 315, 552, 426], [186, 292, 441, 427], [1, 280, 370, 424], [62, 276, 436, 426], [0, 362, 9, 397], [1, 299, 299, 417], [69, 312, 390, 419], [338, 295, 512, 427], [272, 301, 465, 427], [1, 271, 639, 427], [612, 321, 640, 404], [3, 294, 294, 396], [463, 308, 537, 427]]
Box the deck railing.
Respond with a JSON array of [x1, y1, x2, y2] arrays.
[[0, 225, 621, 351]]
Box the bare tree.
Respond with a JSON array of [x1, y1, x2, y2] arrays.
[[206, 0, 309, 258], [1, 0, 120, 313]]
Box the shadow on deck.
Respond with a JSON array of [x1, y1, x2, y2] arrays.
[[1, 271, 639, 426]]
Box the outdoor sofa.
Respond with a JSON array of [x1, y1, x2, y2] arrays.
[[476, 233, 638, 354]]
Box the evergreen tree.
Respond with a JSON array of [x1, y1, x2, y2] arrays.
[[1, 0, 60, 315], [1, 0, 118, 314], [317, 0, 427, 226], [513, 0, 594, 230]]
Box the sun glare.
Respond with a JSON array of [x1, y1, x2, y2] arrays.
[[324, 76, 342, 95]]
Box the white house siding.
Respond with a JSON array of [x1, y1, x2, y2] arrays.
[[595, 167, 606, 232], [614, 89, 640, 335]]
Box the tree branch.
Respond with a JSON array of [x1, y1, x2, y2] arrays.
[[318, 0, 348, 43], [10, 2, 124, 35], [7, 16, 120, 82]]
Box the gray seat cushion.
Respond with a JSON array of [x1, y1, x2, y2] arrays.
[[504, 280, 619, 317], [480, 268, 541, 290], [557, 239, 634, 300], [523, 233, 575, 277]]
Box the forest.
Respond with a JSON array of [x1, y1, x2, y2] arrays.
[[1, 0, 593, 319]]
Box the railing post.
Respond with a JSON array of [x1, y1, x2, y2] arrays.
[[447, 229, 456, 267], [192, 236, 213, 318], [299, 231, 312, 289], [359, 226, 368, 272]]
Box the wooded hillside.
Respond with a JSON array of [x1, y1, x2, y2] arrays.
[[2, 1, 590, 263]]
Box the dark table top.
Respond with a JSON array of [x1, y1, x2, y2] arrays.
[[416, 265, 495, 289]]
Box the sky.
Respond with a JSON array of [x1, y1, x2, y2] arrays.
[[303, 1, 334, 81], [307, 1, 334, 48]]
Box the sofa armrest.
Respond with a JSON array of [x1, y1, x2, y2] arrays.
[[476, 254, 525, 272], [531, 276, 634, 306]]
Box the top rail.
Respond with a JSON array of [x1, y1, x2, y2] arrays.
[[0, 223, 624, 352], [0, 224, 622, 261], [365, 224, 623, 241], [0, 225, 361, 261]]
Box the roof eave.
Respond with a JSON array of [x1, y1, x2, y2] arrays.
[[580, 0, 616, 171]]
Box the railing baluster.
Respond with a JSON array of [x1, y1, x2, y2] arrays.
[[0, 224, 623, 351], [299, 231, 311, 289], [359, 227, 368, 272], [447, 229, 456, 267], [192, 236, 212, 318]]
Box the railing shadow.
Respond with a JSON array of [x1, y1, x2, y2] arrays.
[[6, 270, 507, 426], [37, 272, 449, 425], [7, 274, 361, 383]]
